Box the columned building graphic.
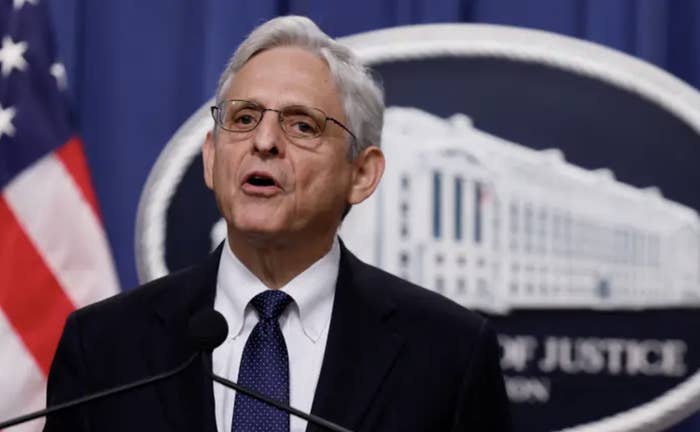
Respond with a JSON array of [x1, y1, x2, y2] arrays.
[[340, 107, 700, 313]]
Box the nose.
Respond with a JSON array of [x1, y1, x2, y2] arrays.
[[252, 110, 285, 156]]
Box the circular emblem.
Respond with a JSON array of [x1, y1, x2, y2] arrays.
[[136, 24, 700, 431]]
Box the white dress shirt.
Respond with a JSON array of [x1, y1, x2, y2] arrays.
[[213, 237, 339, 432]]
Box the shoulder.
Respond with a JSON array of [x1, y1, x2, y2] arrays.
[[339, 245, 506, 413], [67, 247, 221, 338], [341, 246, 489, 342], [74, 263, 194, 318]]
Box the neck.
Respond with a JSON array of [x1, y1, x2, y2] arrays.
[[227, 230, 336, 289]]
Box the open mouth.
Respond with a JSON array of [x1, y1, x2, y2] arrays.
[[243, 172, 280, 190], [247, 175, 276, 187]]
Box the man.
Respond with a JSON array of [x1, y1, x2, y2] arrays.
[[45, 16, 510, 432]]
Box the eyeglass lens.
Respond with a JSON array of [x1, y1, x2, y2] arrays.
[[219, 100, 326, 139]]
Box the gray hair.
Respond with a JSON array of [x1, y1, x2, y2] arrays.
[[215, 16, 384, 158]]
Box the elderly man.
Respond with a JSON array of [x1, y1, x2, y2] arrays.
[[44, 15, 510, 432]]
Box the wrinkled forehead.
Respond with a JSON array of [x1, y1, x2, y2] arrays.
[[219, 44, 334, 99], [221, 46, 346, 118]]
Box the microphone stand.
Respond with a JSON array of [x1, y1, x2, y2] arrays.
[[1, 347, 353, 432], [0, 353, 199, 429], [204, 356, 354, 432]]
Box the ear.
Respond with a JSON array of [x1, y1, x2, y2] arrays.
[[347, 146, 385, 205], [202, 131, 215, 190]]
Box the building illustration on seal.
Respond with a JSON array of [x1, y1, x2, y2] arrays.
[[137, 23, 700, 432], [340, 107, 700, 313]]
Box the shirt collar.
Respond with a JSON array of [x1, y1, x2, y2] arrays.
[[215, 237, 339, 343]]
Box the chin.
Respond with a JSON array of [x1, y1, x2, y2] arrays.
[[230, 213, 289, 240]]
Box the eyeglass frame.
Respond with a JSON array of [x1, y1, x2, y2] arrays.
[[210, 99, 357, 143]]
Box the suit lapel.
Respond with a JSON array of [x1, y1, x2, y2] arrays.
[[309, 244, 404, 432], [140, 246, 222, 432], [136, 242, 401, 432]]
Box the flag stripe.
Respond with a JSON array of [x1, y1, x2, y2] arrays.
[[0, 310, 46, 432], [3, 149, 120, 309], [54, 137, 101, 221], [0, 197, 74, 375], [0, 2, 119, 427]]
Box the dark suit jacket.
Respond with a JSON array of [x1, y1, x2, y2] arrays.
[[44, 243, 511, 431]]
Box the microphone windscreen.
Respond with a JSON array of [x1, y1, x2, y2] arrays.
[[187, 309, 229, 352]]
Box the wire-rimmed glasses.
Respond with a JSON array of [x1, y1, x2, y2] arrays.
[[211, 99, 356, 148]]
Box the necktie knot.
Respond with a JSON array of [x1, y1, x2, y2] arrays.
[[251, 290, 292, 321]]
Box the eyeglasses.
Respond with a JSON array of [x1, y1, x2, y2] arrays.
[[210, 99, 356, 147]]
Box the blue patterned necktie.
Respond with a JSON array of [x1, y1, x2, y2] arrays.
[[232, 290, 293, 432]]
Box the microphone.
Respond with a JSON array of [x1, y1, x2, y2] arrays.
[[0, 309, 353, 432], [0, 309, 224, 430], [200, 310, 354, 432], [188, 306, 229, 351]]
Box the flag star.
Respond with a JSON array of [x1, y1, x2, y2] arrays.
[[50, 62, 67, 90], [0, 104, 17, 140], [13, 0, 39, 10], [0, 37, 28, 77]]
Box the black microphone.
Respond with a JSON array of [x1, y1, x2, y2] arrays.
[[188, 306, 229, 351], [199, 309, 354, 432], [0, 309, 353, 432], [0, 309, 225, 430]]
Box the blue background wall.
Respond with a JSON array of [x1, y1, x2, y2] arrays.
[[45, 1, 700, 429]]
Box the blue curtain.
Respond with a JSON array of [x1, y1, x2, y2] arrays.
[[45, 1, 700, 428]]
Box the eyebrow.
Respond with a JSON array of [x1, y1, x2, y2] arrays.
[[228, 97, 320, 110]]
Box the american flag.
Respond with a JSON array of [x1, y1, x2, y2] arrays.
[[0, 0, 118, 430]]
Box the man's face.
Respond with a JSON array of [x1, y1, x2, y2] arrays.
[[203, 46, 363, 247]]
